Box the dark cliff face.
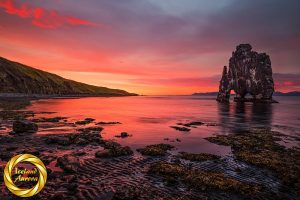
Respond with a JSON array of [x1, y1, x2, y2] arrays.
[[217, 44, 275, 103], [0, 57, 137, 96]]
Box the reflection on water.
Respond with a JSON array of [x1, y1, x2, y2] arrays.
[[252, 103, 273, 128], [218, 102, 273, 133], [26, 96, 300, 154]]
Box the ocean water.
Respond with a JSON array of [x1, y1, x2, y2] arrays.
[[27, 96, 300, 155]]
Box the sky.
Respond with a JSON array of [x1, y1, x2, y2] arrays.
[[0, 0, 299, 95]]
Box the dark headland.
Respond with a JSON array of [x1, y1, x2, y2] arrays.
[[0, 57, 137, 98]]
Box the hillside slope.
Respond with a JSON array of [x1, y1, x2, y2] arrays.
[[0, 57, 136, 96]]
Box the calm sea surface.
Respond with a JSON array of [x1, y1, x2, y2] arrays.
[[27, 96, 300, 155]]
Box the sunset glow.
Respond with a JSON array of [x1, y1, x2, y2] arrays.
[[0, 0, 299, 95]]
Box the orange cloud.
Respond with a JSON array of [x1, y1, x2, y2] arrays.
[[0, 0, 97, 28]]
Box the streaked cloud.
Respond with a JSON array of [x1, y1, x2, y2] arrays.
[[0, 0, 97, 28]]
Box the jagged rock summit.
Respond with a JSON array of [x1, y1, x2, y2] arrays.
[[216, 44, 277, 103]]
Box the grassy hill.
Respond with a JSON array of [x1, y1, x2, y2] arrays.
[[0, 57, 137, 96]]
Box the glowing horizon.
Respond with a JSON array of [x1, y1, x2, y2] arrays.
[[0, 0, 299, 95]]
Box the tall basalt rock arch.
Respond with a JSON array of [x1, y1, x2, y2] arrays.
[[216, 44, 277, 103]]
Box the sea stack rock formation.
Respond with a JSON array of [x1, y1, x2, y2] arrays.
[[217, 44, 276, 103]]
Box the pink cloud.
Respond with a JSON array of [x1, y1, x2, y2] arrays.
[[273, 73, 300, 92], [283, 81, 293, 86], [0, 0, 97, 29]]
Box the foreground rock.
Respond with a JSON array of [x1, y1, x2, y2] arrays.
[[178, 152, 220, 162], [217, 44, 276, 103], [12, 120, 38, 133], [170, 126, 191, 132], [95, 141, 133, 158], [77, 126, 103, 134], [0, 98, 31, 110], [75, 118, 95, 125], [45, 126, 103, 146], [32, 117, 67, 123], [149, 161, 261, 197], [137, 144, 174, 156], [205, 129, 300, 195], [112, 185, 141, 200], [0, 120, 298, 199], [177, 121, 204, 127], [69, 130, 103, 145], [115, 132, 130, 138], [175, 121, 218, 129], [0, 110, 34, 120], [56, 155, 80, 173], [96, 121, 121, 125]]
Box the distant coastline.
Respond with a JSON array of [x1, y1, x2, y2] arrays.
[[192, 91, 300, 96]]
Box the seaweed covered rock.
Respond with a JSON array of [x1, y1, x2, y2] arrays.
[[70, 130, 103, 145], [0, 110, 34, 120], [112, 185, 141, 200], [32, 117, 67, 123], [170, 126, 191, 132], [178, 152, 220, 162], [76, 126, 103, 134], [56, 155, 80, 173], [45, 127, 103, 146], [12, 120, 38, 133], [115, 132, 130, 138], [95, 147, 133, 158], [95, 141, 133, 158], [96, 121, 121, 125], [75, 118, 95, 125], [205, 129, 300, 194], [137, 144, 174, 156], [149, 161, 261, 196], [177, 121, 204, 127], [45, 136, 71, 146], [217, 44, 276, 103]]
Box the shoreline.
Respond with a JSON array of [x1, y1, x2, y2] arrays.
[[0, 93, 138, 98], [0, 98, 299, 199]]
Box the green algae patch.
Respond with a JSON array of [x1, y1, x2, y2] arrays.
[[205, 129, 300, 194], [149, 161, 261, 196], [137, 144, 174, 156], [178, 152, 221, 162]]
